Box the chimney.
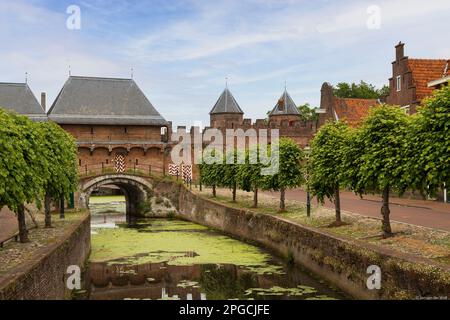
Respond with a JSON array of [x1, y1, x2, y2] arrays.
[[395, 42, 405, 62], [41, 92, 46, 111]]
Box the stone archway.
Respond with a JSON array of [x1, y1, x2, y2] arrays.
[[80, 174, 154, 217]]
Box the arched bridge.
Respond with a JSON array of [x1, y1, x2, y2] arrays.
[[76, 163, 171, 217]]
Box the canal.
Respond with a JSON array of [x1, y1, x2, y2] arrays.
[[87, 195, 347, 300]]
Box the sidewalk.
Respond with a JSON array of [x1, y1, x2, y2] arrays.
[[263, 188, 450, 231]]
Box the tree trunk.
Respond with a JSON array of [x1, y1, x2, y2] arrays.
[[253, 186, 258, 208], [60, 198, 65, 219], [45, 192, 52, 228], [17, 204, 29, 243], [212, 185, 216, 197], [381, 186, 392, 237], [279, 187, 286, 211], [232, 182, 237, 202], [334, 186, 342, 224]]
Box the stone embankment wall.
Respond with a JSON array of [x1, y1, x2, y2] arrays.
[[0, 214, 91, 300], [165, 183, 450, 300]]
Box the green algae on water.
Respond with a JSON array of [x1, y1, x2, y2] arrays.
[[90, 219, 284, 275]]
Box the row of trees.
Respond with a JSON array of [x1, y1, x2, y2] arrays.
[[0, 109, 78, 242], [310, 85, 449, 237], [199, 85, 449, 238], [199, 138, 304, 211]]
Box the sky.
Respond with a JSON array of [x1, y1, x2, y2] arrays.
[[0, 0, 449, 128]]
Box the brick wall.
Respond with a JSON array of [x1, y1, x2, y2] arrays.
[[0, 214, 91, 300]]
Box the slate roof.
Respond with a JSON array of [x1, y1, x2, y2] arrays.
[[0, 82, 47, 121], [408, 59, 448, 100], [47, 76, 167, 126], [269, 90, 300, 116], [333, 98, 378, 127], [209, 88, 244, 114]]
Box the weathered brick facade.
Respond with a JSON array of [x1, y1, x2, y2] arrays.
[[47, 76, 172, 175], [207, 88, 318, 148], [386, 42, 448, 114]]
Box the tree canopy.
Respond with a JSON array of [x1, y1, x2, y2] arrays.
[[0, 108, 78, 240], [264, 138, 304, 211], [342, 105, 411, 236], [38, 121, 78, 227], [310, 121, 351, 223], [407, 85, 450, 197], [297, 103, 318, 122], [333, 81, 389, 99]]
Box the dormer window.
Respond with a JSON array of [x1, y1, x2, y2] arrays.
[[396, 75, 401, 92]]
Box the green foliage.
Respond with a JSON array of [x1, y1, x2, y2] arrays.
[[264, 138, 304, 192], [199, 150, 225, 189], [0, 109, 47, 211], [310, 121, 351, 203], [0, 109, 78, 213], [333, 81, 389, 99], [38, 121, 78, 201], [407, 85, 450, 196], [222, 150, 240, 188], [236, 147, 265, 193], [342, 105, 411, 195], [297, 103, 318, 122]]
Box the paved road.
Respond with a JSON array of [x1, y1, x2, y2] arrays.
[[263, 189, 450, 231]]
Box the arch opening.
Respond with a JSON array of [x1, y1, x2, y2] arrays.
[[81, 174, 154, 221]]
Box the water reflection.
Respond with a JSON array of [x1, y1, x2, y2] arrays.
[[88, 261, 344, 300], [87, 196, 346, 300], [89, 196, 126, 232]]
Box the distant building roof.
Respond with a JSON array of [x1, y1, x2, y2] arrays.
[[333, 97, 378, 127], [408, 59, 448, 100], [47, 76, 167, 126], [0, 82, 47, 121], [427, 60, 450, 88], [269, 90, 300, 116], [209, 88, 244, 114]]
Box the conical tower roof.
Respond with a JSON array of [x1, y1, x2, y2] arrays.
[[269, 90, 300, 116], [209, 88, 244, 114]]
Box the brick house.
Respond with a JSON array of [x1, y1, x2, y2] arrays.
[[0, 82, 47, 121], [47, 76, 170, 175], [386, 42, 449, 114], [318, 82, 379, 127]]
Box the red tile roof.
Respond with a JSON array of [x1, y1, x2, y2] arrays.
[[408, 59, 448, 100], [333, 98, 378, 127]]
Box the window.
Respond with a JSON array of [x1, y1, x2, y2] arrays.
[[90, 127, 94, 134], [135, 159, 139, 165], [78, 159, 81, 166], [124, 127, 128, 134], [396, 75, 401, 92]]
